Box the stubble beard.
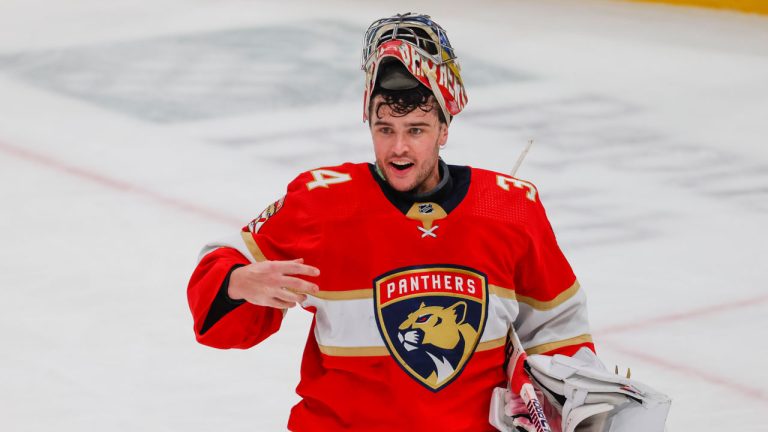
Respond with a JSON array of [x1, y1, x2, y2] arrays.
[[379, 139, 441, 194], [410, 154, 439, 194]]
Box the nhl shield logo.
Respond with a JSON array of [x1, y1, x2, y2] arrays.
[[374, 265, 488, 392], [418, 203, 434, 214]]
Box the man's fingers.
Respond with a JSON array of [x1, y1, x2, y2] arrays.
[[271, 260, 320, 277], [270, 297, 297, 309], [274, 286, 308, 304], [279, 275, 319, 294]]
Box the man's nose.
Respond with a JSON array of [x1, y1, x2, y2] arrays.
[[392, 133, 410, 154]]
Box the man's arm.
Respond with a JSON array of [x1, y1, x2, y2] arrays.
[[493, 188, 669, 431], [187, 168, 325, 349], [187, 246, 318, 349], [188, 246, 276, 349], [512, 187, 594, 357]]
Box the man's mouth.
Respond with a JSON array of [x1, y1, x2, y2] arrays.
[[390, 161, 414, 171]]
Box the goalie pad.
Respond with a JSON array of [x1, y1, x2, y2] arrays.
[[526, 352, 671, 432]]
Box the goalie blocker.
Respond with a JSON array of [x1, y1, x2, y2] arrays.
[[490, 348, 671, 432]]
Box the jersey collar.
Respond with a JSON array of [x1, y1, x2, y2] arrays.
[[368, 159, 470, 215]]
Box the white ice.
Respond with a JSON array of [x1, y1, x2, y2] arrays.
[[1, 0, 767, 430]]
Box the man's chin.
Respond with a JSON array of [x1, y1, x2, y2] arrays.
[[380, 166, 416, 192], [387, 178, 417, 193]]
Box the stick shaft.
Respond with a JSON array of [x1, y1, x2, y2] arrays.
[[507, 329, 552, 432], [510, 139, 534, 177]]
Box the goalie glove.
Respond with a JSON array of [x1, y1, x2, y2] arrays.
[[526, 351, 671, 432]]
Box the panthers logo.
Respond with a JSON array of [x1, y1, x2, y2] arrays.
[[374, 265, 488, 391], [398, 301, 478, 387]]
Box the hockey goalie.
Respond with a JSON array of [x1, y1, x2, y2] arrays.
[[187, 12, 671, 432]]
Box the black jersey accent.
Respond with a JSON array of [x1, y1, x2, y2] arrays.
[[368, 159, 471, 215], [200, 264, 246, 336]]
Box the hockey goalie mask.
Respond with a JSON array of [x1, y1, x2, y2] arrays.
[[362, 13, 468, 124]]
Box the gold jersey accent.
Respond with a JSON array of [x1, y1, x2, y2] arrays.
[[318, 335, 507, 357], [241, 231, 267, 262], [526, 334, 593, 355], [405, 202, 447, 230], [516, 280, 581, 311], [305, 281, 579, 305]]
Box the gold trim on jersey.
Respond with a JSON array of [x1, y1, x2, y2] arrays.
[[309, 281, 579, 306], [516, 280, 581, 311], [526, 334, 593, 355], [318, 345, 389, 357], [313, 289, 373, 300], [317, 287, 502, 301], [313, 284, 518, 301], [478, 335, 507, 351], [489, 280, 580, 311], [489, 284, 516, 300], [240, 231, 267, 262], [314, 286, 513, 301], [317, 335, 507, 357]]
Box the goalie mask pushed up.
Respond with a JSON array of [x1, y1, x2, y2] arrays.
[[362, 13, 468, 123]]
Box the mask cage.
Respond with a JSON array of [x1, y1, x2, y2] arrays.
[[361, 13, 457, 71]]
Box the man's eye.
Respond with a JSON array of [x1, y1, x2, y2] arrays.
[[379, 127, 392, 134], [410, 128, 422, 135]]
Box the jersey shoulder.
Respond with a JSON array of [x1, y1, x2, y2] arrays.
[[461, 166, 554, 232], [286, 162, 374, 197], [281, 162, 380, 216], [245, 162, 372, 235], [468, 166, 541, 206]]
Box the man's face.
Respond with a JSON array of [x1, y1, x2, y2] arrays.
[[370, 95, 449, 194]]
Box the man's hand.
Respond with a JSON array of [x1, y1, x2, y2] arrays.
[[228, 258, 320, 309], [490, 387, 535, 432], [505, 390, 536, 432], [490, 387, 562, 432]]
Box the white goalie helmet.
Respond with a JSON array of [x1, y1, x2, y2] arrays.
[[361, 13, 468, 123]]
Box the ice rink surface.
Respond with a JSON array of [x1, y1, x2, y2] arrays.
[[1, 0, 767, 430]]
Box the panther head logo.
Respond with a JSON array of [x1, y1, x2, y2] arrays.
[[397, 301, 478, 387], [374, 265, 488, 391]]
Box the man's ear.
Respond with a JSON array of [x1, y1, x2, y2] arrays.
[[438, 122, 449, 147]]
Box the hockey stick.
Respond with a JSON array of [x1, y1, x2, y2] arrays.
[[505, 140, 551, 431], [510, 139, 534, 177], [505, 328, 553, 432]]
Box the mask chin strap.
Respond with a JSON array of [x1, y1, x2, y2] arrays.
[[421, 61, 452, 125]]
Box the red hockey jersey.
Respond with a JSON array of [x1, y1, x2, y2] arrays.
[[188, 162, 594, 431]]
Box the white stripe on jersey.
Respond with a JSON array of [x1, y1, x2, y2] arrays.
[[514, 287, 592, 354], [303, 293, 520, 352]]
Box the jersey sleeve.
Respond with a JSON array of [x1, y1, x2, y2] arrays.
[[512, 190, 595, 357], [187, 246, 284, 349], [187, 173, 322, 349]]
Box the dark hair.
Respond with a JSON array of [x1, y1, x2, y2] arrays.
[[370, 84, 447, 124]]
